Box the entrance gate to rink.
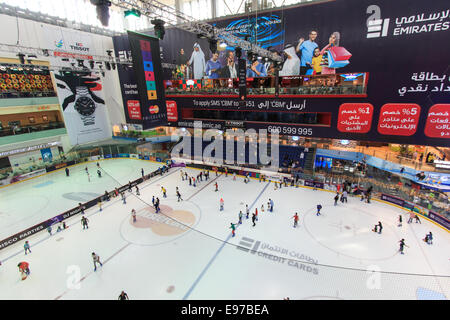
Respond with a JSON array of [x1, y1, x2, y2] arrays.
[[0, 160, 169, 251]]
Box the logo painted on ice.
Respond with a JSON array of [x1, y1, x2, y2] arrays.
[[366, 5, 390, 38]]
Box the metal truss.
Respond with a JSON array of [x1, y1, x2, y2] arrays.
[[112, 0, 283, 61]]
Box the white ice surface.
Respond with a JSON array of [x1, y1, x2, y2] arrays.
[[0, 164, 448, 300]]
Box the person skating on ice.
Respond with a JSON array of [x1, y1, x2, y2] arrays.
[[96, 162, 100, 169], [342, 190, 348, 203], [238, 211, 243, 224], [135, 185, 140, 196], [316, 204, 322, 216], [292, 212, 299, 228], [47, 225, 52, 235], [230, 223, 236, 237], [87, 172, 91, 182], [97, 169, 102, 178], [131, 209, 137, 223], [92, 252, 103, 271], [261, 204, 264, 212], [398, 215, 402, 227], [81, 216, 89, 229], [269, 199, 274, 212], [155, 197, 160, 213], [398, 239, 408, 254], [334, 193, 339, 206], [119, 291, 129, 300], [252, 213, 256, 227], [128, 182, 132, 193], [141, 168, 144, 177], [176, 190, 183, 202], [24, 241, 31, 255], [65, 167, 70, 177], [121, 192, 126, 204], [162, 186, 167, 198], [220, 198, 224, 211], [233, 172, 236, 181], [246, 205, 249, 219], [152, 196, 155, 207], [215, 182, 218, 192], [79, 203, 85, 215]]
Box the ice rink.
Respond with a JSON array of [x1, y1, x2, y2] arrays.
[[0, 161, 449, 300]]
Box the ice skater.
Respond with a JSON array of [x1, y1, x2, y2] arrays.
[[24, 241, 31, 255], [119, 291, 129, 300], [128, 182, 132, 193], [238, 211, 243, 224], [87, 172, 91, 182], [152, 196, 155, 207], [407, 210, 415, 223], [65, 167, 70, 177], [255, 208, 258, 221], [189, 177, 192, 186], [135, 185, 140, 196], [81, 216, 89, 229], [316, 204, 322, 216], [377, 221, 382, 234], [342, 190, 348, 203], [79, 203, 85, 215], [92, 252, 103, 271], [261, 204, 264, 212], [292, 212, 299, 228], [252, 213, 257, 227], [96, 162, 100, 168], [98, 200, 102, 212], [398, 239, 408, 254], [230, 223, 236, 237], [334, 193, 339, 206], [155, 198, 160, 213], [193, 177, 196, 187], [131, 209, 137, 223], [424, 232, 433, 245], [176, 190, 183, 202], [215, 182, 218, 192], [246, 205, 249, 219], [141, 168, 144, 177], [47, 225, 52, 235], [162, 187, 167, 198], [414, 214, 421, 224], [269, 199, 274, 212], [233, 172, 236, 181], [121, 192, 126, 204], [220, 198, 224, 211], [398, 215, 402, 227], [97, 169, 102, 178], [18, 261, 30, 280]]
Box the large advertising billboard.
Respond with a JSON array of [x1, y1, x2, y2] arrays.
[[113, 0, 450, 146]]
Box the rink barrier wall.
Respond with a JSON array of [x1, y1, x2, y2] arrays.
[[0, 156, 169, 250]]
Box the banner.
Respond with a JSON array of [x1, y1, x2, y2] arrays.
[[127, 31, 167, 129], [52, 71, 111, 145]]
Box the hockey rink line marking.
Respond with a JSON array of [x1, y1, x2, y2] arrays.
[[0, 168, 181, 264], [182, 181, 271, 300], [54, 242, 132, 300]]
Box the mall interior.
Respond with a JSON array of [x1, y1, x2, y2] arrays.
[[0, 0, 448, 301]]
